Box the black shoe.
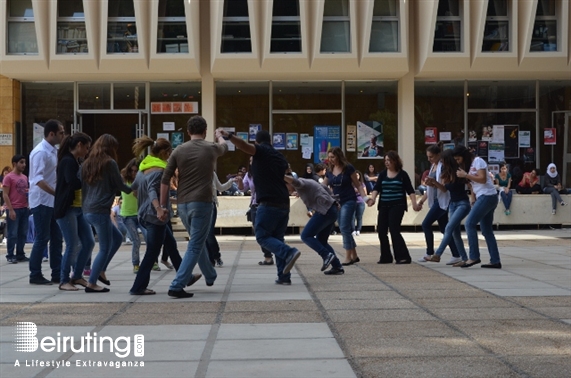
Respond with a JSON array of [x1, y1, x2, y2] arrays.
[[283, 249, 301, 275], [321, 253, 335, 272], [98, 275, 110, 285], [206, 281, 214, 287], [85, 287, 110, 293], [481, 263, 502, 269], [395, 259, 411, 265], [186, 273, 202, 287], [30, 277, 53, 285], [7, 258, 18, 264], [168, 289, 194, 298], [352, 257, 360, 263], [324, 267, 345, 275], [51, 278, 61, 284], [460, 259, 481, 268], [16, 256, 30, 262], [341, 260, 354, 266], [275, 279, 292, 285], [377, 260, 393, 264]]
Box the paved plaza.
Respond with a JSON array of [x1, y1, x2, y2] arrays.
[[1, 228, 570, 377]]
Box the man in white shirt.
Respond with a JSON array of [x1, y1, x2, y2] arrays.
[[28, 120, 64, 285]]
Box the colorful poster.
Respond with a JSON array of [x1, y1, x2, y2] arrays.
[[488, 143, 505, 163], [519, 131, 531, 147], [346, 125, 357, 151], [236, 132, 248, 142], [314, 126, 341, 163], [171, 132, 184, 148], [300, 133, 310, 146], [523, 147, 535, 162], [544, 128, 556, 145], [249, 124, 261, 141], [503, 125, 519, 158], [286, 133, 298, 150], [151, 102, 198, 114], [273, 132, 286, 150], [477, 141, 489, 158], [425, 127, 437, 144], [357, 121, 383, 158]]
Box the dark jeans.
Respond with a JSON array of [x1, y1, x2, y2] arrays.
[[56, 207, 95, 284], [543, 187, 566, 209], [377, 203, 410, 263], [300, 204, 342, 269], [6, 207, 29, 260], [421, 200, 459, 257], [131, 220, 166, 294], [206, 203, 221, 263], [500, 190, 513, 210], [84, 212, 123, 285], [29, 205, 62, 281], [249, 205, 272, 259], [161, 222, 182, 269], [516, 184, 541, 194]]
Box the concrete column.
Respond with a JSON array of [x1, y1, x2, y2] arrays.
[[398, 73, 415, 178], [0, 75, 18, 163], [199, 0, 215, 139]]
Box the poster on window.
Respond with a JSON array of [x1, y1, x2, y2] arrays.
[[477, 141, 489, 158], [286, 133, 298, 150], [544, 128, 556, 145], [424, 127, 438, 145], [171, 132, 184, 148], [314, 126, 341, 163], [503, 125, 519, 158], [249, 124, 261, 141], [519, 131, 531, 148], [346, 125, 356, 151], [273, 133, 286, 150], [523, 147, 535, 162], [357, 121, 384, 158], [488, 143, 505, 163]]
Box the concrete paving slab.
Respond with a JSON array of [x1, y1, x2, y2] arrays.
[[205, 359, 356, 378], [211, 338, 345, 360], [99, 325, 212, 341], [221, 311, 324, 324], [327, 309, 437, 323], [224, 301, 317, 312], [43, 362, 199, 378], [216, 323, 332, 340]]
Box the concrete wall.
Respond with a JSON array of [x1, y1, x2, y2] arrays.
[[214, 194, 571, 229], [0, 75, 18, 167]]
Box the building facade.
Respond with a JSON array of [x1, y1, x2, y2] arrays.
[[0, 0, 570, 184]]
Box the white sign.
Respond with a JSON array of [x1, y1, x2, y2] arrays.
[[0, 133, 13, 145], [439, 132, 451, 141], [163, 122, 175, 131]]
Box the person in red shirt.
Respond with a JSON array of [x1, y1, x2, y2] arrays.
[[2, 155, 29, 263], [515, 169, 541, 194]]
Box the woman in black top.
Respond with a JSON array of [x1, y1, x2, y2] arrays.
[[367, 151, 420, 264]]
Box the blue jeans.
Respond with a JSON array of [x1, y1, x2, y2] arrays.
[[338, 200, 357, 250], [421, 200, 459, 257], [169, 201, 217, 291], [301, 204, 342, 270], [500, 190, 512, 211], [255, 204, 297, 281], [206, 203, 221, 263], [249, 205, 272, 258], [84, 212, 123, 285], [6, 208, 29, 260], [29, 205, 62, 281], [124, 215, 145, 265], [56, 207, 95, 284], [131, 220, 165, 294], [434, 200, 470, 260], [465, 194, 500, 264], [353, 201, 365, 232]]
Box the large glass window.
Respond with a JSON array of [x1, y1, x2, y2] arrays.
[[433, 0, 462, 52], [7, 0, 38, 54], [270, 0, 302, 53], [114, 83, 146, 110], [107, 0, 138, 54], [157, 0, 188, 53], [482, 0, 510, 52], [273, 82, 341, 110], [369, 0, 399, 53], [467, 81, 535, 109], [57, 0, 88, 54], [221, 0, 252, 53], [78, 83, 111, 109], [320, 0, 350, 53], [530, 0, 557, 52]]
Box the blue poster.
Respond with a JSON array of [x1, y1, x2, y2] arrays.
[[313, 126, 341, 163], [273, 132, 286, 150]]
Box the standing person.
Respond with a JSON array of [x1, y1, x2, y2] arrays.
[[364, 164, 378, 194], [424, 150, 470, 265], [322, 147, 369, 266], [206, 172, 235, 267], [494, 163, 513, 215], [418, 145, 461, 265], [215, 128, 301, 285], [28, 119, 64, 285], [352, 170, 366, 236], [54, 132, 94, 291], [2, 155, 30, 264], [82, 134, 132, 292], [543, 163, 567, 215], [242, 156, 274, 266], [454, 146, 502, 269], [367, 151, 420, 264], [130, 136, 180, 295], [284, 175, 344, 275], [160, 116, 228, 298]]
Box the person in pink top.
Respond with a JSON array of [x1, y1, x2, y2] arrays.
[[2, 155, 30, 263]]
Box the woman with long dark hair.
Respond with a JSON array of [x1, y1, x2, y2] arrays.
[[129, 136, 183, 295], [322, 147, 369, 265], [82, 134, 132, 292], [54, 132, 94, 291]]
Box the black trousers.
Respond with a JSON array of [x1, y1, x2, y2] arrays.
[[377, 204, 411, 263]]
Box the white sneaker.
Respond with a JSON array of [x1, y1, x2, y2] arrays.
[[417, 254, 430, 262], [356, 231, 360, 236], [552, 209, 556, 215], [561, 201, 567, 206], [446, 257, 463, 265], [351, 231, 357, 236], [125, 237, 133, 245]]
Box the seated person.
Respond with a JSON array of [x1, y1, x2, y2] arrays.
[[494, 163, 512, 215], [315, 163, 327, 183], [543, 163, 567, 215], [515, 169, 541, 194]]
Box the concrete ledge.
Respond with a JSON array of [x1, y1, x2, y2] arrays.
[[210, 194, 571, 228]]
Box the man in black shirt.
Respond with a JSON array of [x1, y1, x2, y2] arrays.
[[216, 129, 301, 285]]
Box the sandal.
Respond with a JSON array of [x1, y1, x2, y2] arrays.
[[258, 260, 274, 265], [70, 278, 88, 288]]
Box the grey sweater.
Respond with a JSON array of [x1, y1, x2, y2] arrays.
[[132, 170, 170, 225], [290, 177, 336, 215], [82, 160, 131, 214]]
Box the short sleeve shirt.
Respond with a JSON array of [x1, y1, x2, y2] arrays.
[[469, 157, 497, 198], [2, 172, 28, 209], [325, 164, 356, 204]]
